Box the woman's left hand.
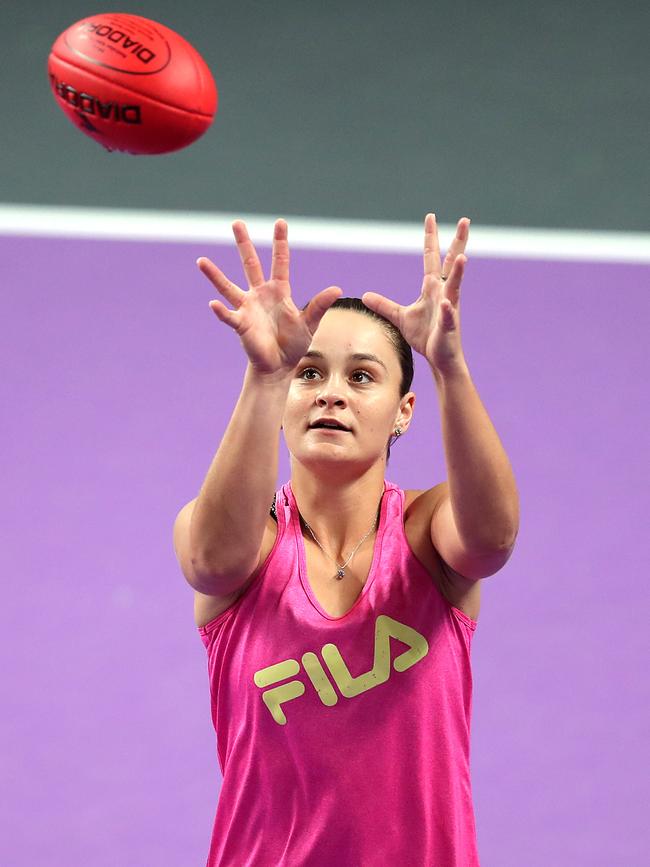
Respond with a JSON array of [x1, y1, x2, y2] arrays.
[[362, 214, 470, 375]]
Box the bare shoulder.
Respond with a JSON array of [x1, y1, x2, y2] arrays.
[[403, 487, 481, 622], [193, 511, 279, 629]]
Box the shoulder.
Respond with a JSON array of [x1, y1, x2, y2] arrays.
[[402, 484, 445, 516], [402, 486, 481, 622], [401, 485, 445, 544], [193, 498, 280, 629]]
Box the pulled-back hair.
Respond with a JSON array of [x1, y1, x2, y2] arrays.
[[302, 296, 414, 463]]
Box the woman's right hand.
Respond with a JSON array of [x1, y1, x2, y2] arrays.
[[197, 219, 342, 377]]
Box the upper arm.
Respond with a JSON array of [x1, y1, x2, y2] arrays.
[[172, 497, 272, 596], [172, 497, 237, 594], [428, 482, 515, 581], [172, 497, 204, 591]]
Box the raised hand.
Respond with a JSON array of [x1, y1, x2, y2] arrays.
[[361, 214, 470, 374], [197, 219, 342, 377]]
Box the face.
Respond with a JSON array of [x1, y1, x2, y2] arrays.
[[281, 310, 415, 472]]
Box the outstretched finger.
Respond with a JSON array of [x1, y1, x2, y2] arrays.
[[197, 257, 246, 308], [423, 213, 441, 279], [361, 291, 403, 330], [232, 220, 265, 288], [208, 297, 241, 330], [443, 254, 467, 308], [302, 286, 343, 334], [441, 218, 470, 279], [270, 219, 290, 283]]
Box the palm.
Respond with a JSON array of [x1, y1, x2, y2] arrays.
[[197, 220, 342, 375], [386, 283, 446, 359], [233, 280, 312, 370], [362, 214, 470, 371]]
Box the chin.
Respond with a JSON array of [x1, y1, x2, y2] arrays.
[[292, 446, 382, 475], [300, 447, 352, 464]]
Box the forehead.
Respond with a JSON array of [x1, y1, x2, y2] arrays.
[[308, 309, 393, 357]]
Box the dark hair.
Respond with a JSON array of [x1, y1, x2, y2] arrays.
[[302, 296, 414, 463]]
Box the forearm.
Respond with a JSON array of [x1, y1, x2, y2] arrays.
[[190, 362, 293, 580], [433, 361, 519, 554]]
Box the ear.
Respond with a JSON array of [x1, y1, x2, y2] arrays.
[[397, 391, 416, 430]]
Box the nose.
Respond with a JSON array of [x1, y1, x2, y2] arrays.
[[316, 386, 347, 408]]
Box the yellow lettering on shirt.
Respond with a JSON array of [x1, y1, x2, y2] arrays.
[[253, 614, 429, 725]]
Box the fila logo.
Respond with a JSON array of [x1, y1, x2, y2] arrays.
[[253, 614, 429, 725]]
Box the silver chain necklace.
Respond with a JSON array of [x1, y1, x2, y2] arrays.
[[299, 500, 381, 580]]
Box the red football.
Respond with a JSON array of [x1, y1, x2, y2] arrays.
[[47, 13, 218, 155]]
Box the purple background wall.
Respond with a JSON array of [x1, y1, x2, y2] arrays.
[[2, 232, 648, 866]]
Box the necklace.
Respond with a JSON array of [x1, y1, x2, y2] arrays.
[[298, 499, 382, 580]]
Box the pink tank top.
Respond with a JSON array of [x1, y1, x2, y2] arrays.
[[198, 479, 480, 866]]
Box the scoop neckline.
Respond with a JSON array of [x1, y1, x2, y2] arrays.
[[286, 479, 390, 622]]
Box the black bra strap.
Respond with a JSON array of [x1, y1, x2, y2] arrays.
[[270, 492, 278, 522]]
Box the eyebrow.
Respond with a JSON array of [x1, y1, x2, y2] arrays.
[[302, 350, 388, 371]]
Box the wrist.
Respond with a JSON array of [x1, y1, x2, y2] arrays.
[[428, 355, 471, 387], [245, 361, 295, 390]]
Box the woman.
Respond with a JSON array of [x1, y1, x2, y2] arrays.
[[173, 214, 519, 866]]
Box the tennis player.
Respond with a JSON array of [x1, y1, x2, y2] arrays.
[[173, 214, 519, 866]]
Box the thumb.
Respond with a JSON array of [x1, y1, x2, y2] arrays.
[[302, 286, 343, 334], [439, 298, 457, 331]]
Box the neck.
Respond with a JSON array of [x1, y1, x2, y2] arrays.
[[290, 466, 385, 558]]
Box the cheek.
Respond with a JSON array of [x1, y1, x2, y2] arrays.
[[282, 392, 310, 430], [354, 398, 394, 435]]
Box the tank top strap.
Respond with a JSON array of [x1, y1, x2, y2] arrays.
[[277, 482, 293, 530], [260, 484, 294, 581], [382, 478, 403, 501], [380, 479, 406, 541]]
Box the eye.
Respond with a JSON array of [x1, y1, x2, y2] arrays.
[[298, 367, 373, 383]]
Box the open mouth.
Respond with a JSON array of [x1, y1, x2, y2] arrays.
[[308, 422, 351, 433]]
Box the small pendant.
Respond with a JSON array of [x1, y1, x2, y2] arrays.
[[337, 568, 345, 578]]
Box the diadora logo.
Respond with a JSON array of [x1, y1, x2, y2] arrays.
[[253, 614, 429, 725], [49, 75, 142, 124], [83, 22, 157, 64]]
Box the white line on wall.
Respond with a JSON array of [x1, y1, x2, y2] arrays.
[[0, 204, 648, 263]]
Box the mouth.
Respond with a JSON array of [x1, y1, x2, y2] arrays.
[[308, 421, 352, 434]]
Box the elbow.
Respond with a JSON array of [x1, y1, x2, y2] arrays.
[[457, 540, 516, 580], [489, 528, 518, 563], [496, 525, 519, 553], [455, 527, 518, 580], [489, 506, 519, 554], [190, 554, 258, 596], [464, 523, 519, 558]]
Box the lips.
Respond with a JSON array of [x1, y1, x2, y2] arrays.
[[308, 417, 351, 432]]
